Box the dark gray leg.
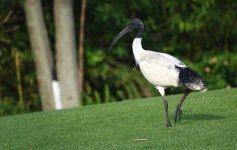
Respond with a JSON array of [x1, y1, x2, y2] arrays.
[[175, 89, 191, 123], [156, 86, 173, 127], [161, 96, 173, 127]]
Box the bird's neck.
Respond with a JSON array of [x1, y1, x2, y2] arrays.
[[136, 28, 143, 38], [132, 38, 144, 64]]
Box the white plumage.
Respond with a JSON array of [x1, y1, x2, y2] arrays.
[[109, 18, 207, 127], [133, 38, 186, 88]]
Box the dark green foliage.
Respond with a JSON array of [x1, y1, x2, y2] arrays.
[[0, 88, 236, 149], [1, 0, 237, 116], [0, 1, 41, 116]]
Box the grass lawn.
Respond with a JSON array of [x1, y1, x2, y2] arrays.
[[0, 88, 237, 149]]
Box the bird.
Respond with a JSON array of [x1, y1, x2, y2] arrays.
[[108, 18, 207, 127]]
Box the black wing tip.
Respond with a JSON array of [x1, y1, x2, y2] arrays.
[[177, 67, 206, 90]]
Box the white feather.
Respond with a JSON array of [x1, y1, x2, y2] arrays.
[[132, 38, 186, 88], [158, 52, 186, 68]]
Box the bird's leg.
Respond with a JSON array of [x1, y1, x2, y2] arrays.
[[156, 86, 172, 127], [161, 96, 172, 127], [175, 89, 191, 123]]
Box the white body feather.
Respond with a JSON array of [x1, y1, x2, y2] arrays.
[[132, 38, 186, 88]]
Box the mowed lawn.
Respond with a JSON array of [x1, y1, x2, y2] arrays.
[[0, 88, 237, 149]]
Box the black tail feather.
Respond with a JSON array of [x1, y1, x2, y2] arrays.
[[175, 66, 206, 90]]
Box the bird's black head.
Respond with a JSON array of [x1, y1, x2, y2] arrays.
[[108, 18, 144, 53], [129, 18, 144, 35]]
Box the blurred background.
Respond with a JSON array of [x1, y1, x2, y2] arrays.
[[0, 0, 237, 117]]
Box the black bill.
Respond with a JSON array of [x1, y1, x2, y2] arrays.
[[108, 25, 132, 53]]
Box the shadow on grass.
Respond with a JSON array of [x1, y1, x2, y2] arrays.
[[183, 113, 225, 121]]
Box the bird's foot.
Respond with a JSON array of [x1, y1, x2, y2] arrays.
[[166, 121, 173, 128], [175, 105, 183, 123]]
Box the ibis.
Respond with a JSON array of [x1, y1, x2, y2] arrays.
[[109, 18, 207, 127]]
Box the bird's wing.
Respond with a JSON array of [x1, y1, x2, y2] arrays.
[[141, 51, 187, 68], [139, 51, 184, 87], [158, 52, 187, 67]]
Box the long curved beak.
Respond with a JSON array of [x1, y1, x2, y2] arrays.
[[108, 25, 132, 53]]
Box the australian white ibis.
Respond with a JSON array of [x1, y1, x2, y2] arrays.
[[109, 18, 207, 127]]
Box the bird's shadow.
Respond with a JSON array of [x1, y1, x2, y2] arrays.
[[176, 113, 225, 122]]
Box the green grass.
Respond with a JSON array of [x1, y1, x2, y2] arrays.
[[0, 88, 237, 149]]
